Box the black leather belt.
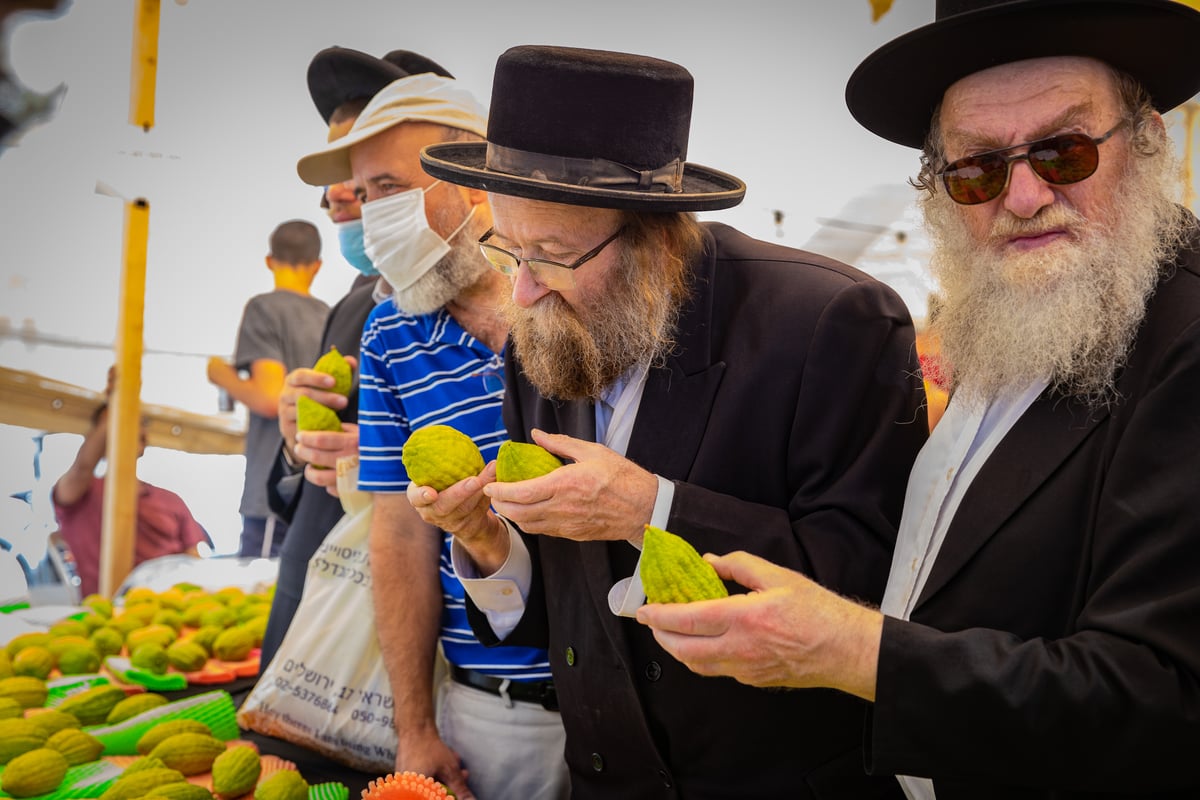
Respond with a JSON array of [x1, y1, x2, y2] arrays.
[[449, 665, 558, 711]]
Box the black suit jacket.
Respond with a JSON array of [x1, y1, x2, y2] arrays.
[[869, 219, 1200, 798], [470, 223, 929, 799]]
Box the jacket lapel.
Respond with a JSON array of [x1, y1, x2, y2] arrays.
[[552, 396, 595, 442], [624, 359, 724, 477], [625, 228, 723, 478], [915, 390, 1109, 608]]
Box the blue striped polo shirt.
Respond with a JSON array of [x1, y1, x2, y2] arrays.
[[358, 298, 551, 681]]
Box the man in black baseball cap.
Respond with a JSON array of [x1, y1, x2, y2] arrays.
[[640, 2, 1200, 798], [262, 45, 452, 673], [409, 43, 928, 799]]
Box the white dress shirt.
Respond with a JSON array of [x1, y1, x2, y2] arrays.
[[882, 378, 1047, 800]]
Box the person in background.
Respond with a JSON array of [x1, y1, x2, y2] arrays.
[[638, 2, 1200, 798], [296, 66, 568, 800], [207, 220, 329, 558], [52, 368, 210, 597], [410, 44, 927, 799], [260, 45, 453, 672]]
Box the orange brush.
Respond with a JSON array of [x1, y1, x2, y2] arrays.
[[361, 772, 450, 800]]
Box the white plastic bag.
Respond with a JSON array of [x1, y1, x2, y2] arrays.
[[238, 457, 397, 773]]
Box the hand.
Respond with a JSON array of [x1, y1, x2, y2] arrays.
[[206, 355, 233, 386], [396, 727, 474, 800], [294, 425, 358, 495], [278, 358, 356, 447], [482, 429, 658, 545], [635, 550, 883, 701], [407, 463, 510, 574]]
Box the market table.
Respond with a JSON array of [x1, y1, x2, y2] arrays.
[[163, 675, 381, 797]]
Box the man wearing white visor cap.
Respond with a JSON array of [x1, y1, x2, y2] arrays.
[[297, 72, 569, 800]]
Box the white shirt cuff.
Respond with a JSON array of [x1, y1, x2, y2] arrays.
[[608, 475, 675, 618], [451, 517, 530, 639]]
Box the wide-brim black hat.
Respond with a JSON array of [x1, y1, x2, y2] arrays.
[[308, 46, 454, 124], [846, 0, 1200, 149], [420, 45, 745, 212]]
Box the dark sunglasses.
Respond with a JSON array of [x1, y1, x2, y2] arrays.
[[938, 121, 1126, 206]]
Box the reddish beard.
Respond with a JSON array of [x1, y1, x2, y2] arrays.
[[504, 241, 687, 401]]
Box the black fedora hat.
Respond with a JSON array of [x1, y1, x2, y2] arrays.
[[420, 45, 745, 212], [846, 0, 1200, 149], [308, 46, 454, 124]]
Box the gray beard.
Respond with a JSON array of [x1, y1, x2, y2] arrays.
[[392, 236, 489, 316], [921, 147, 1185, 408]]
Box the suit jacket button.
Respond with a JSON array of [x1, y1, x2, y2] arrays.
[[591, 752, 604, 772], [658, 769, 672, 788], [644, 660, 662, 681], [565, 646, 576, 666]]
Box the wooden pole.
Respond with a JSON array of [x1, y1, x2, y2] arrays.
[[99, 197, 149, 597], [129, 0, 160, 131], [1179, 101, 1198, 214]]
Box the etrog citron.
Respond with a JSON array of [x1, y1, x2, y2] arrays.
[[130, 643, 169, 675], [640, 525, 729, 604], [313, 346, 353, 396], [297, 395, 342, 433], [2, 747, 69, 797], [401, 425, 485, 491], [495, 441, 563, 482]]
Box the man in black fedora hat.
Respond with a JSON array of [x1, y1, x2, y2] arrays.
[[640, 2, 1200, 798], [410, 44, 928, 798]]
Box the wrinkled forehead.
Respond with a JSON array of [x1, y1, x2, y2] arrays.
[[940, 56, 1122, 145]]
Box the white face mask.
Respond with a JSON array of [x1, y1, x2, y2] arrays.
[[361, 180, 475, 293]]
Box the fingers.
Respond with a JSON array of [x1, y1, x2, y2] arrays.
[[304, 463, 338, 493], [407, 476, 484, 528], [439, 768, 473, 800], [483, 473, 555, 505], [530, 428, 594, 461], [705, 550, 789, 592], [636, 595, 734, 637], [282, 368, 348, 410], [294, 428, 358, 466], [285, 367, 334, 389], [407, 478, 438, 509]]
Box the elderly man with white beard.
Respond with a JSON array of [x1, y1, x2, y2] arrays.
[[638, 2, 1200, 799]]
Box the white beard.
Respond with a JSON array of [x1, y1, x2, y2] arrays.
[[921, 144, 1185, 408]]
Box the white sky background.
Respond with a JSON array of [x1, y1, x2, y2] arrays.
[[0, 0, 1195, 557]]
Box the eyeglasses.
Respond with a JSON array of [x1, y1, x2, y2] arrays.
[[937, 121, 1126, 206], [478, 226, 625, 290]]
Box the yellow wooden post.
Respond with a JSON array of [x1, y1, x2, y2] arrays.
[[1179, 101, 1198, 213], [99, 198, 149, 597], [129, 0, 161, 131]]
